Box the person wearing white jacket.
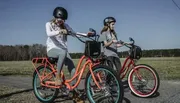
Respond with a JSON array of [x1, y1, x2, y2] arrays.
[[46, 7, 92, 86]]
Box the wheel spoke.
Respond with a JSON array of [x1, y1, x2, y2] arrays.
[[86, 66, 123, 103], [129, 65, 159, 97], [33, 66, 58, 102]]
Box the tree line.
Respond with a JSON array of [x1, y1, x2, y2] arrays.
[[0, 44, 179, 61]]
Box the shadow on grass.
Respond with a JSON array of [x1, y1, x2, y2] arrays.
[[0, 88, 33, 99], [0, 73, 32, 77]]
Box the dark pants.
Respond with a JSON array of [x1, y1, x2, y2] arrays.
[[105, 56, 122, 86], [106, 56, 121, 74]]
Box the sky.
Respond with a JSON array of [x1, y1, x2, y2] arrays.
[[0, 0, 180, 53]]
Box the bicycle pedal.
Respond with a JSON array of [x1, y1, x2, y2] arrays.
[[78, 94, 86, 100], [60, 85, 70, 95]]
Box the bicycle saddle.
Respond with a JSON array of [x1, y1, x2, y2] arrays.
[[48, 57, 58, 64]]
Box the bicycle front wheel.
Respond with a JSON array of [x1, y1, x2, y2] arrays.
[[128, 64, 160, 98], [85, 65, 124, 103]]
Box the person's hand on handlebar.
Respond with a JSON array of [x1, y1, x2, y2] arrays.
[[119, 40, 125, 45], [116, 43, 123, 47], [59, 29, 68, 34], [115, 40, 123, 47], [119, 40, 133, 45], [112, 39, 118, 43]]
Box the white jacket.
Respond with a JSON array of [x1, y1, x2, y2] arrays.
[[45, 22, 87, 52]]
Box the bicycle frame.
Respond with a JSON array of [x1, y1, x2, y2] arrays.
[[119, 56, 145, 81], [119, 56, 135, 79], [32, 55, 102, 91]]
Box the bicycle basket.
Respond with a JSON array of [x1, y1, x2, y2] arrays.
[[84, 41, 101, 58], [130, 45, 142, 60]]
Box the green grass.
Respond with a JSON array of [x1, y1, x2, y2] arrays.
[[136, 57, 180, 80], [0, 61, 35, 76], [0, 57, 180, 80]]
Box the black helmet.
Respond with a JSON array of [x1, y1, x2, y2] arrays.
[[53, 7, 68, 20], [104, 17, 116, 26]]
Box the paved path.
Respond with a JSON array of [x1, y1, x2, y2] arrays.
[[0, 76, 180, 103]]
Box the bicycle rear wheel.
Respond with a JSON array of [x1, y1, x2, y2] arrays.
[[32, 65, 59, 103], [85, 65, 124, 103], [128, 64, 160, 98]]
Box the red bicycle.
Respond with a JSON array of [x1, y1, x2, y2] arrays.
[[31, 28, 124, 103], [101, 37, 160, 98]]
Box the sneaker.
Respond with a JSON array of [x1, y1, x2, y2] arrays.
[[71, 90, 84, 103]]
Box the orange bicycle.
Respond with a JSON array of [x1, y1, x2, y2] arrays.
[[31, 28, 124, 103]]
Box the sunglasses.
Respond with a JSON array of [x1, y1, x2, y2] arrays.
[[111, 22, 115, 25], [56, 18, 65, 25]]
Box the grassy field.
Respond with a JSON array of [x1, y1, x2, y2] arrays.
[[0, 57, 180, 80]]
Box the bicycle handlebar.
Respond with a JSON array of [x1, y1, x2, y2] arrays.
[[67, 28, 101, 44], [117, 37, 135, 49]]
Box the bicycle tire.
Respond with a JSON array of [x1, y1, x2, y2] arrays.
[[32, 65, 59, 103], [128, 64, 160, 98], [85, 65, 124, 103]]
